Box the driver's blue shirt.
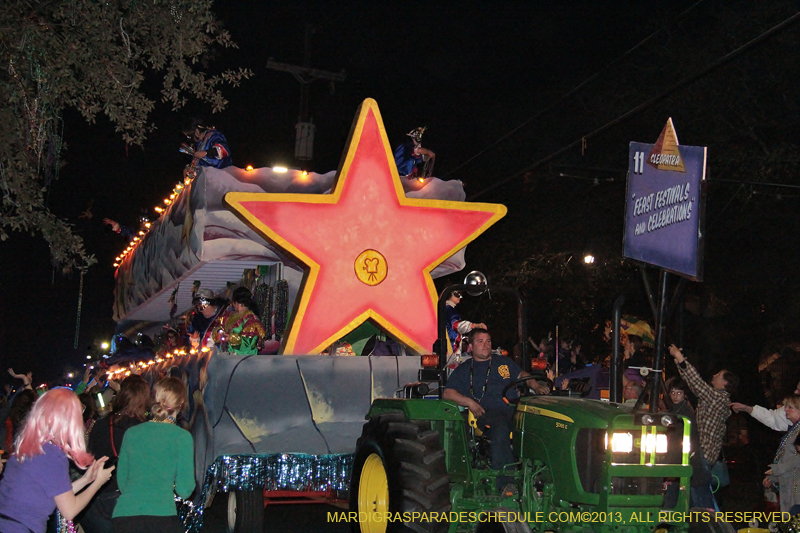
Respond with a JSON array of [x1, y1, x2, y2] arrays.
[[445, 354, 522, 416]]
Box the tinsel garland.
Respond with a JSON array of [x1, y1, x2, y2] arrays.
[[54, 455, 353, 533], [176, 453, 354, 533], [275, 280, 289, 340]]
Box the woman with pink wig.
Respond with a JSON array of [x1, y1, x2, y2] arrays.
[[0, 387, 114, 533]]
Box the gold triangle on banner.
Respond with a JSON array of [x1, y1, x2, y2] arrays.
[[647, 117, 686, 173]]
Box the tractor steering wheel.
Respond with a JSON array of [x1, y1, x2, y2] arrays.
[[501, 375, 549, 405]]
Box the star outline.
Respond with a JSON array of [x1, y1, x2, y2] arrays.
[[225, 98, 506, 354]]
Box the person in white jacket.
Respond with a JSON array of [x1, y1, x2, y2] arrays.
[[730, 379, 800, 432]]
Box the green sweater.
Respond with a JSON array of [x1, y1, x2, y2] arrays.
[[112, 421, 195, 517]]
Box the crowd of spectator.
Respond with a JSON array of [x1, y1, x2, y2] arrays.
[[0, 368, 193, 533], [4, 302, 800, 530], [444, 304, 800, 520]]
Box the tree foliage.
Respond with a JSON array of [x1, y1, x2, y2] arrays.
[[0, 0, 251, 272]]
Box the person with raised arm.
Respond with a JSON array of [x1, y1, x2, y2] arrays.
[[0, 388, 114, 533]]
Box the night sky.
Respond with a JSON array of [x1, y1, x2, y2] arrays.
[[1, 1, 798, 390]]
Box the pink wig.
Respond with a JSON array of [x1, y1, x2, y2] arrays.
[[14, 387, 94, 468]]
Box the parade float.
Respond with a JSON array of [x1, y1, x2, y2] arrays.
[[111, 98, 506, 531]]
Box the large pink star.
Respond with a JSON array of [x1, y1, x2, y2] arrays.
[[225, 99, 506, 355]]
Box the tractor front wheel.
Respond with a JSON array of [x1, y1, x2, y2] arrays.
[[349, 411, 451, 533]]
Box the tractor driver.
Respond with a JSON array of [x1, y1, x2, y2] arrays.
[[443, 328, 550, 491]]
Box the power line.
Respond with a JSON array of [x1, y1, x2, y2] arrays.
[[546, 170, 800, 192], [710, 178, 800, 190], [442, 0, 708, 180], [469, 9, 800, 201]]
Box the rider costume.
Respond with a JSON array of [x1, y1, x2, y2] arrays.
[[212, 309, 266, 355], [186, 290, 226, 349], [393, 127, 426, 177], [445, 300, 479, 354], [193, 127, 232, 169]]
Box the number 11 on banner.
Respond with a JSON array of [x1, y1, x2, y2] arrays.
[[632, 151, 645, 174]]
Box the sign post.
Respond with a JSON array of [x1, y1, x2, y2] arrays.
[[623, 118, 707, 411]]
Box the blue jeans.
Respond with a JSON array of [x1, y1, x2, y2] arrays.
[[479, 409, 515, 488], [691, 458, 720, 511]]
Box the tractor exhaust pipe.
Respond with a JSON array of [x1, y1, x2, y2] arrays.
[[610, 295, 626, 403]]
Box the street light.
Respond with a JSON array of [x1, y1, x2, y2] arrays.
[[101, 342, 109, 350], [584, 254, 595, 264]]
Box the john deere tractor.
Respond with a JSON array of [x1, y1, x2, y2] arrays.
[[349, 393, 692, 533], [349, 283, 695, 533]]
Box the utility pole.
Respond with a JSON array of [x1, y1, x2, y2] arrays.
[[266, 26, 346, 162]]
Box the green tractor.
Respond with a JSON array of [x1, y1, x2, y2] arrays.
[[350, 394, 692, 533], [349, 284, 696, 533]]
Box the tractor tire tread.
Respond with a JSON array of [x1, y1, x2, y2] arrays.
[[350, 411, 451, 533]]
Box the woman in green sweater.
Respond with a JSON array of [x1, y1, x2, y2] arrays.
[[112, 377, 194, 533]]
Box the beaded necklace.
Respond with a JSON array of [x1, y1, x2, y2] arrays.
[[774, 419, 800, 463], [154, 415, 177, 424], [469, 357, 492, 402], [58, 512, 77, 533], [275, 279, 289, 340], [42, 441, 77, 533]]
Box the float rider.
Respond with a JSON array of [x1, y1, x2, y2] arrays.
[[444, 288, 486, 360], [393, 126, 435, 178], [181, 119, 232, 179], [186, 289, 227, 351]]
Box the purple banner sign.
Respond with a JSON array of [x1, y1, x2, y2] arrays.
[[623, 142, 706, 280]]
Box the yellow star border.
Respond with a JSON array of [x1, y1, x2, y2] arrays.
[[225, 98, 506, 355]]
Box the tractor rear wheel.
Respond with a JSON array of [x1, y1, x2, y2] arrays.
[[349, 411, 451, 533]]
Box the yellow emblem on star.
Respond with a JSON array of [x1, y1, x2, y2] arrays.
[[355, 249, 388, 286]]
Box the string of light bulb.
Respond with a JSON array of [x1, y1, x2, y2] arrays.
[[113, 174, 193, 267]]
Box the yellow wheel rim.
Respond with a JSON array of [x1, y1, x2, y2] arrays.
[[358, 453, 389, 533]]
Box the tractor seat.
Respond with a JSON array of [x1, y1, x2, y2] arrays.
[[464, 408, 513, 440], [467, 409, 485, 437]]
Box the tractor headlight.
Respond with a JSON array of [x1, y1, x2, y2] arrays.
[[605, 432, 634, 453], [643, 433, 669, 454], [660, 414, 674, 426]]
